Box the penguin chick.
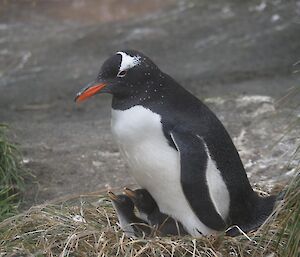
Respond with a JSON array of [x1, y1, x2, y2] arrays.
[[124, 187, 187, 236], [108, 191, 151, 238]]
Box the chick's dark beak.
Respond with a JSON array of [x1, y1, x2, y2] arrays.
[[123, 187, 137, 199], [108, 191, 119, 202], [75, 81, 107, 102]]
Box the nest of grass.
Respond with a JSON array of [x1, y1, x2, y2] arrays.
[[0, 171, 299, 257]]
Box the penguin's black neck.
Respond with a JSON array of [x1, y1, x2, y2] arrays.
[[111, 72, 171, 111]]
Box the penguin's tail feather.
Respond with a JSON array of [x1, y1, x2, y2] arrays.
[[226, 194, 277, 237]]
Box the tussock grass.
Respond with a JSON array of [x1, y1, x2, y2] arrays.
[[0, 124, 26, 221], [0, 171, 299, 257]]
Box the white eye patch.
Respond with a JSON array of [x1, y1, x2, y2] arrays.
[[117, 51, 141, 73]]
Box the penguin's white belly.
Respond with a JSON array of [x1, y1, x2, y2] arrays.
[[111, 105, 216, 236]]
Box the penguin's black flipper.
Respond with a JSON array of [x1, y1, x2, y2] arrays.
[[170, 130, 226, 231]]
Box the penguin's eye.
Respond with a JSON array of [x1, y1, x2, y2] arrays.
[[117, 70, 127, 78]]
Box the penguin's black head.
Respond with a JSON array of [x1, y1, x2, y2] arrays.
[[75, 50, 161, 102], [108, 191, 134, 214], [124, 188, 158, 215]]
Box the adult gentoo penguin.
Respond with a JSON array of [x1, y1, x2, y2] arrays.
[[75, 50, 276, 236]]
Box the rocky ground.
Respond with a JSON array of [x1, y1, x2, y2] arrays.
[[0, 0, 299, 209]]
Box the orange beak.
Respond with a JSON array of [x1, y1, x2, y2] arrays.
[[75, 81, 107, 102]]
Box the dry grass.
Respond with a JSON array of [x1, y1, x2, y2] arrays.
[[0, 171, 299, 257]]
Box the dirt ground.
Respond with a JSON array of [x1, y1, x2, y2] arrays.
[[0, 0, 299, 209]]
